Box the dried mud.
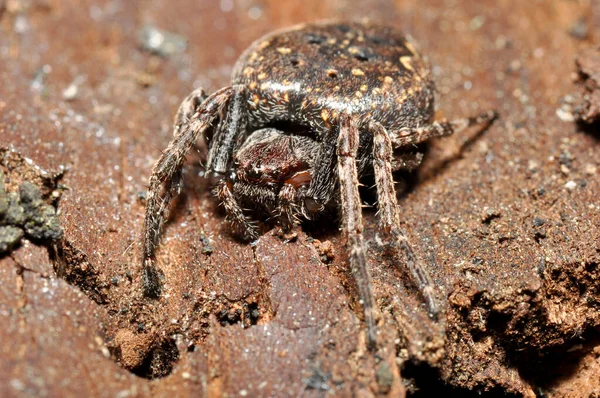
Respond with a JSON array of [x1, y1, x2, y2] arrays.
[[575, 46, 600, 123], [1, 0, 599, 397]]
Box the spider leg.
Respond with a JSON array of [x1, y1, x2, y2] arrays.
[[205, 86, 248, 182], [153, 167, 183, 235], [337, 114, 379, 350], [392, 110, 497, 147], [175, 88, 212, 155], [173, 88, 208, 136], [157, 88, 208, 219], [392, 152, 424, 172], [370, 121, 438, 317], [302, 127, 338, 216], [142, 86, 233, 298], [215, 180, 260, 241], [303, 126, 373, 217], [278, 183, 299, 231]]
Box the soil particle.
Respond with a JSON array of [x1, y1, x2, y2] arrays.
[[113, 329, 154, 370], [569, 17, 589, 41], [0, 171, 62, 254], [0, 225, 23, 252], [138, 24, 188, 57], [199, 232, 214, 255], [376, 361, 395, 394], [312, 238, 336, 263], [573, 46, 600, 123]]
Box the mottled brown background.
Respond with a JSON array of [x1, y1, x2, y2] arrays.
[[1, 0, 599, 397]]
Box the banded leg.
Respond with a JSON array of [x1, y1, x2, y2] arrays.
[[142, 87, 233, 298], [392, 110, 497, 147], [337, 114, 379, 350], [205, 85, 248, 182], [215, 180, 260, 241], [173, 88, 208, 136], [370, 121, 438, 316], [147, 89, 206, 237], [302, 127, 339, 216], [278, 183, 298, 232]]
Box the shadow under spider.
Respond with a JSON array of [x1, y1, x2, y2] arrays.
[[416, 118, 494, 185], [576, 119, 600, 141]]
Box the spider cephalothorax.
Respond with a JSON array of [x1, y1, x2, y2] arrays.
[[218, 127, 319, 238], [142, 21, 496, 349]]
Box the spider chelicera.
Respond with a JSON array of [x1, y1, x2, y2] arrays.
[[141, 21, 497, 350]]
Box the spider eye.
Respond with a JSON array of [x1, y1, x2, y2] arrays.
[[228, 171, 237, 182]]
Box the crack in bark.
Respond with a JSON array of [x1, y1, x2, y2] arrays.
[[10, 253, 28, 312], [251, 242, 276, 322]]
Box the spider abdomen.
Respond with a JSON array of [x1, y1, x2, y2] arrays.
[[232, 21, 436, 135]]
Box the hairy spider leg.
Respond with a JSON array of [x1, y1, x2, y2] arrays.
[[278, 183, 300, 231], [370, 121, 439, 316], [205, 86, 248, 182], [337, 114, 379, 351], [367, 110, 498, 316], [391, 110, 498, 147], [173, 88, 208, 136], [215, 179, 261, 241], [302, 127, 339, 215], [392, 152, 424, 172], [142, 87, 234, 298]]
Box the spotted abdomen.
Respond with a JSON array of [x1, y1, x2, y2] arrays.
[[232, 21, 436, 135]]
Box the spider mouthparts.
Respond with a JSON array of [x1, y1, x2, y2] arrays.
[[304, 197, 324, 213]]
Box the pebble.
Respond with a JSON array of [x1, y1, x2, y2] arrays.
[[565, 180, 577, 190]]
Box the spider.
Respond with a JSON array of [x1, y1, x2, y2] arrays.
[[141, 21, 497, 350]]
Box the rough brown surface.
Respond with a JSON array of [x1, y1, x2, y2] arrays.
[[574, 45, 600, 123], [1, 0, 599, 397]]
